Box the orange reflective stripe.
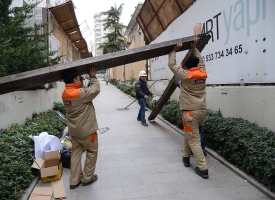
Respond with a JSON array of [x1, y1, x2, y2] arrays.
[[89, 132, 97, 141], [184, 125, 193, 132], [182, 111, 193, 133], [183, 120, 193, 132], [186, 68, 207, 79]]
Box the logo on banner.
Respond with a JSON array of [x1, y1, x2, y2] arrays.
[[193, 23, 203, 35]]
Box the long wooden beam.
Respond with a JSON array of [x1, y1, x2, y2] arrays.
[[148, 40, 209, 121], [0, 34, 210, 95]]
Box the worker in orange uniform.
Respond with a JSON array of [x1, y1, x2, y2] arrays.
[[168, 38, 208, 179], [61, 67, 100, 189]]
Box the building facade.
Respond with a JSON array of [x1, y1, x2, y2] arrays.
[[107, 3, 147, 83], [11, 0, 91, 62], [93, 12, 111, 56]]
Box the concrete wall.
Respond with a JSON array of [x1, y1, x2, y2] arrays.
[[151, 83, 275, 132], [0, 82, 65, 129], [205, 86, 275, 132]]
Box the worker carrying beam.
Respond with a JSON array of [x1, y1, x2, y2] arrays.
[[168, 37, 208, 179]]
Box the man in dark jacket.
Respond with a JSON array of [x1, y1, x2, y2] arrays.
[[135, 70, 153, 126]]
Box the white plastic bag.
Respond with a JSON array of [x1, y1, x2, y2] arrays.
[[30, 132, 62, 159]]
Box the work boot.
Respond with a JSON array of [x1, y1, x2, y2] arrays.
[[82, 174, 98, 186], [70, 181, 81, 189], [195, 167, 209, 179], [182, 157, 190, 167], [141, 122, 148, 126], [137, 117, 141, 121]]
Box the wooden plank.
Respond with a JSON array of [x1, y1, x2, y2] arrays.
[[0, 34, 210, 95], [148, 40, 208, 121]]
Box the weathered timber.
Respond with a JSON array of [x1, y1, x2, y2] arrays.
[[148, 41, 208, 121], [0, 34, 210, 95]]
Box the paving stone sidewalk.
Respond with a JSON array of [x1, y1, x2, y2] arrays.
[[59, 82, 270, 200]]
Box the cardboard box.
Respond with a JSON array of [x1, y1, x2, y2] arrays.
[[32, 150, 63, 183]]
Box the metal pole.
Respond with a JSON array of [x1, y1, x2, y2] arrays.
[[124, 64, 126, 86]]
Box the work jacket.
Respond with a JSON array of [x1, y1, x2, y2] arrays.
[[135, 78, 152, 99], [168, 48, 207, 111], [62, 78, 100, 137]]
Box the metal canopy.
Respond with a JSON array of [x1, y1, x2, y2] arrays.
[[49, 1, 91, 59], [136, 0, 196, 43]]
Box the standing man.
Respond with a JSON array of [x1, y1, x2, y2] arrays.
[[105, 76, 109, 85], [135, 70, 153, 126], [168, 38, 209, 179], [61, 67, 100, 189], [175, 77, 207, 156]]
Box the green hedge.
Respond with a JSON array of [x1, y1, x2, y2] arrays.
[[110, 79, 136, 98], [203, 111, 275, 191], [0, 107, 65, 200], [112, 82, 275, 192]]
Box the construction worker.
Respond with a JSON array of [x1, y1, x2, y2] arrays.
[[61, 67, 100, 189], [175, 77, 207, 156], [168, 37, 208, 179], [135, 70, 153, 126]]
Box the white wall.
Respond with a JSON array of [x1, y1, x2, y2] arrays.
[[206, 86, 275, 131], [0, 82, 65, 129], [150, 82, 275, 132]]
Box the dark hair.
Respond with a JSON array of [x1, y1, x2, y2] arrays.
[[61, 70, 77, 84], [184, 56, 199, 69]]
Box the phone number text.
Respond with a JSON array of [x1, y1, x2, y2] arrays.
[[202, 44, 243, 62]]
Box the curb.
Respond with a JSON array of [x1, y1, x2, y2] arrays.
[[20, 176, 40, 200], [112, 83, 275, 200], [206, 148, 275, 200]]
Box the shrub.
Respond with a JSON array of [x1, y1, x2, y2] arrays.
[[202, 112, 275, 191], [53, 102, 66, 116], [160, 100, 183, 129]]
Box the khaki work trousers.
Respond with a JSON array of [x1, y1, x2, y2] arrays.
[[70, 135, 98, 185], [182, 110, 208, 170]]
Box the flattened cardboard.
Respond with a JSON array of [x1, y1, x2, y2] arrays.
[[29, 187, 53, 200], [31, 157, 44, 169], [51, 178, 67, 199]]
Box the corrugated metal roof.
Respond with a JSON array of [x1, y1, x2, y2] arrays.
[[137, 0, 196, 43], [49, 1, 92, 58]]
